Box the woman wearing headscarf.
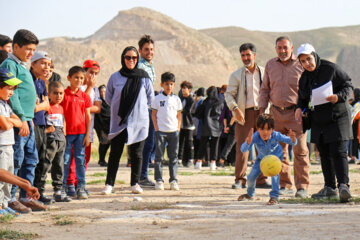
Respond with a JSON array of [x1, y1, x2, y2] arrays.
[[349, 88, 360, 163], [295, 43, 353, 202], [195, 86, 224, 170], [102, 46, 154, 195]]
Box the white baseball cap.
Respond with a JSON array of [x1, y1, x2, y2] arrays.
[[297, 43, 315, 56], [31, 51, 51, 63]]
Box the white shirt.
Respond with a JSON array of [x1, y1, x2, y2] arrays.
[[151, 93, 182, 132], [245, 67, 260, 109]]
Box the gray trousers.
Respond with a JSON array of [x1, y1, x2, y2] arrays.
[[154, 131, 179, 183], [0, 145, 14, 208]]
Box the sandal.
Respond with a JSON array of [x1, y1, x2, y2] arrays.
[[0, 208, 8, 216], [238, 194, 254, 201], [267, 197, 279, 205], [5, 207, 21, 217]]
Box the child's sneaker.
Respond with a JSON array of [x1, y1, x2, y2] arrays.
[[66, 184, 77, 197], [53, 189, 72, 202], [76, 188, 88, 200], [131, 184, 143, 194], [101, 184, 114, 195], [154, 181, 164, 190], [210, 161, 217, 171], [194, 161, 202, 169], [170, 180, 179, 191]]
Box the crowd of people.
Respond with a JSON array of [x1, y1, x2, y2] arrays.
[[0, 29, 357, 216]]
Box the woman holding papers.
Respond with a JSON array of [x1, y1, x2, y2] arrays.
[[295, 43, 353, 202]]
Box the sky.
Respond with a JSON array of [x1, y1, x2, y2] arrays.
[[1, 0, 360, 40]]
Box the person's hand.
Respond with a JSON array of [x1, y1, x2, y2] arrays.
[[246, 128, 254, 145], [42, 96, 50, 109], [224, 127, 229, 133], [25, 185, 40, 200], [326, 94, 338, 104], [19, 121, 30, 137], [36, 96, 40, 105], [233, 108, 245, 123], [288, 129, 296, 143], [47, 125, 55, 133], [83, 134, 90, 147], [259, 107, 265, 115], [86, 74, 96, 88], [295, 108, 303, 125]]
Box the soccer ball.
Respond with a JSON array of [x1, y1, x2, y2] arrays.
[[260, 155, 282, 177]]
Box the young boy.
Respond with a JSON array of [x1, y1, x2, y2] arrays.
[[45, 81, 71, 202], [0, 29, 47, 213], [0, 34, 12, 53], [0, 68, 23, 216], [238, 114, 297, 205], [151, 72, 182, 190], [61, 66, 91, 199]]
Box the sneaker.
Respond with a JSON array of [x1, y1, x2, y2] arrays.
[[53, 190, 72, 202], [98, 161, 108, 167], [279, 187, 294, 195], [267, 197, 279, 205], [39, 194, 55, 205], [131, 183, 143, 194], [66, 184, 77, 197], [139, 178, 155, 188], [186, 160, 194, 168], [77, 188, 88, 200], [194, 161, 202, 169], [232, 182, 242, 189], [210, 161, 216, 171], [256, 182, 272, 189], [101, 184, 114, 195], [155, 181, 164, 190], [170, 180, 180, 191], [8, 200, 32, 214], [311, 186, 338, 200], [20, 199, 48, 211], [339, 184, 352, 203], [295, 188, 308, 198]]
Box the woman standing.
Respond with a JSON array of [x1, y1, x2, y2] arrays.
[[295, 43, 353, 202], [102, 46, 154, 195]]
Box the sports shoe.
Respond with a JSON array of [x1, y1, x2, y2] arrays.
[[210, 161, 216, 171], [194, 161, 202, 170], [232, 182, 242, 189], [76, 188, 88, 200], [170, 180, 180, 191], [279, 187, 294, 195], [101, 184, 114, 195], [98, 161, 108, 167], [139, 178, 155, 188], [20, 199, 48, 211], [154, 181, 164, 190], [39, 194, 55, 205], [339, 184, 352, 203], [53, 189, 72, 202], [66, 184, 77, 197], [311, 186, 338, 200], [186, 160, 194, 168], [8, 200, 32, 214], [131, 183, 143, 194], [295, 188, 308, 198]]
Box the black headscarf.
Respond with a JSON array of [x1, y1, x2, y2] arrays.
[[117, 46, 149, 125], [352, 88, 360, 106]]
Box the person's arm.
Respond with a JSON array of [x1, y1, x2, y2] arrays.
[[8, 113, 22, 128], [145, 78, 155, 106], [327, 66, 353, 104], [89, 101, 101, 114], [0, 115, 13, 130], [63, 117, 66, 136], [224, 72, 239, 113], [259, 63, 271, 114], [152, 109, 159, 132], [83, 108, 91, 147], [34, 96, 50, 113], [276, 131, 298, 146], [105, 76, 114, 105], [240, 128, 255, 153], [177, 111, 182, 132], [45, 125, 55, 134], [84, 75, 96, 96]]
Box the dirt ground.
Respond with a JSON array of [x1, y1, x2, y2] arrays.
[[2, 162, 360, 240]]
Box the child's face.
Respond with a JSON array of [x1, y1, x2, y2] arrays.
[[161, 81, 175, 95], [85, 68, 100, 84], [67, 72, 84, 90], [182, 87, 191, 97], [49, 86, 64, 104], [13, 43, 36, 62], [0, 43, 12, 53], [99, 87, 106, 99], [31, 58, 51, 80], [0, 85, 16, 101], [258, 123, 273, 141]]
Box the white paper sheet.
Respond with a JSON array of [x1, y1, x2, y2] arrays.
[[311, 81, 333, 106]]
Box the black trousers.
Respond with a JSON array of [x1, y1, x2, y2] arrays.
[[33, 125, 48, 194], [316, 137, 349, 189], [99, 143, 111, 162], [198, 136, 220, 161], [106, 130, 145, 186], [178, 129, 194, 163], [219, 125, 236, 161]]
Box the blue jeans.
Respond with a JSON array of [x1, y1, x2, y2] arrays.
[[63, 134, 86, 189], [141, 109, 155, 180], [11, 121, 39, 199], [154, 131, 179, 183], [247, 159, 280, 198]]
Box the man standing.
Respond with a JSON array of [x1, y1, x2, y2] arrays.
[[259, 36, 310, 198], [138, 35, 156, 188], [225, 43, 269, 189]]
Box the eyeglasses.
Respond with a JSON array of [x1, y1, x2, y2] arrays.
[[124, 56, 138, 61]]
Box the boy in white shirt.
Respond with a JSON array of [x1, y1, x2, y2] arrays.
[[151, 72, 182, 190]]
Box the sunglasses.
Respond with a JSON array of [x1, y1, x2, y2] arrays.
[[124, 56, 138, 61]]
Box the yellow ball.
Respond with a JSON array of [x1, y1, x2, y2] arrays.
[[260, 155, 282, 177]]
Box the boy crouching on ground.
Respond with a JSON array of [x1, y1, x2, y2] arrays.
[[151, 72, 182, 190]]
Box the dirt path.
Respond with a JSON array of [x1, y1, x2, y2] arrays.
[[2, 163, 360, 240]]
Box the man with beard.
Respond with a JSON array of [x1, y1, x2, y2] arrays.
[[225, 43, 269, 189], [259, 36, 310, 198]]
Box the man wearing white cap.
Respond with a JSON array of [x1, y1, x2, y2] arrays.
[[259, 36, 310, 198]]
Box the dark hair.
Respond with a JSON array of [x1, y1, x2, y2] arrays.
[[196, 87, 205, 97], [180, 81, 193, 89], [239, 43, 256, 53], [12, 29, 39, 48], [48, 81, 64, 94], [98, 84, 106, 91], [161, 72, 175, 83], [256, 114, 275, 129], [0, 82, 19, 89], [275, 36, 292, 46], [121, 46, 139, 69], [0, 34, 12, 47], [206, 86, 218, 99], [138, 35, 154, 50], [68, 66, 85, 77], [0, 50, 8, 64]]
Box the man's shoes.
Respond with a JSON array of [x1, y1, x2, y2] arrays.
[[8, 200, 32, 214], [339, 184, 352, 203], [66, 184, 77, 197], [279, 187, 294, 195], [170, 180, 180, 191], [311, 186, 338, 199], [131, 184, 143, 194], [139, 178, 155, 188], [295, 188, 308, 198], [20, 199, 48, 211], [77, 188, 88, 200], [39, 194, 55, 205], [256, 182, 272, 189], [98, 161, 108, 167]]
